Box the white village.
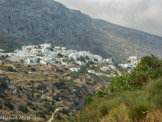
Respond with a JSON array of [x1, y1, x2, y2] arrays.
[[0, 42, 138, 77]]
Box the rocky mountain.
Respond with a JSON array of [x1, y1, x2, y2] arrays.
[[0, 0, 162, 62]]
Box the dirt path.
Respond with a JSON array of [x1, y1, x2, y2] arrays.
[[47, 108, 61, 122]]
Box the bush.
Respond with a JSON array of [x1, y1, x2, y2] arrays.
[[30, 80, 34, 84], [7, 66, 15, 72], [89, 65, 96, 70], [79, 66, 87, 73], [18, 105, 28, 113], [0, 104, 2, 109], [37, 58, 41, 63], [145, 78, 162, 109], [4, 101, 14, 110], [31, 68, 36, 72], [36, 111, 46, 119], [131, 55, 162, 86], [109, 73, 136, 93], [128, 104, 150, 121], [69, 72, 79, 79], [54, 113, 62, 120], [0, 78, 8, 90], [45, 104, 55, 112], [27, 102, 36, 110], [27, 65, 31, 67], [57, 53, 63, 57], [77, 56, 86, 62], [99, 105, 109, 117], [54, 81, 65, 89], [145, 78, 162, 95], [85, 96, 93, 105]]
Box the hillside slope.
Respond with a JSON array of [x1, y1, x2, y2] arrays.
[[72, 55, 162, 122], [0, 0, 162, 62]]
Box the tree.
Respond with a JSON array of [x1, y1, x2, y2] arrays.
[[57, 53, 63, 57], [7, 66, 15, 72], [4, 101, 14, 110], [31, 68, 36, 72], [18, 105, 28, 113], [108, 73, 136, 93], [131, 55, 162, 86], [85, 56, 90, 60], [79, 66, 87, 73], [77, 56, 86, 62], [37, 58, 41, 63]]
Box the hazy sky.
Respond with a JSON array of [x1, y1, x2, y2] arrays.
[[55, 0, 162, 37]]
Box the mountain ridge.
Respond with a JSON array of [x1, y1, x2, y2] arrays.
[[0, 0, 162, 62]]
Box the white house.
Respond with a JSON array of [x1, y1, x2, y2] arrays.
[[109, 65, 116, 70], [97, 59, 105, 63], [25, 58, 38, 65], [105, 58, 112, 63], [88, 70, 95, 74], [100, 67, 110, 71], [40, 42, 51, 49], [70, 68, 80, 72], [76, 61, 86, 66], [40, 60, 47, 65], [128, 56, 138, 64]]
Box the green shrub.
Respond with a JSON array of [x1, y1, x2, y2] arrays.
[[70, 72, 79, 79], [128, 104, 150, 121], [79, 66, 87, 73], [67, 81, 77, 87], [36, 111, 46, 119], [31, 68, 36, 72], [57, 53, 63, 57], [89, 65, 96, 70], [94, 87, 109, 97], [145, 78, 162, 95], [145, 78, 162, 109], [0, 104, 2, 109], [54, 113, 62, 120], [99, 105, 109, 116], [4, 101, 14, 110], [37, 58, 41, 63], [131, 55, 162, 86], [27, 102, 36, 110], [45, 104, 55, 112], [30, 80, 34, 84], [153, 95, 162, 110], [7, 66, 15, 72], [85, 96, 93, 105], [104, 70, 111, 74], [27, 65, 31, 67], [109, 73, 136, 93], [0, 79, 7, 90], [85, 56, 90, 60], [77, 56, 86, 62], [18, 105, 28, 113]]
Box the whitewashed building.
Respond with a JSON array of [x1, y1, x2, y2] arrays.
[[70, 68, 80, 72], [100, 67, 110, 71]]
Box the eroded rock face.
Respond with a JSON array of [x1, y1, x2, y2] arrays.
[[0, 0, 162, 62]]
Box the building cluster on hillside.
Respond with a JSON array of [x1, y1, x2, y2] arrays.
[[88, 65, 117, 77], [119, 56, 139, 70], [0, 42, 113, 67]]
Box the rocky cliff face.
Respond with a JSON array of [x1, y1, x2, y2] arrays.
[[0, 0, 162, 62]]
